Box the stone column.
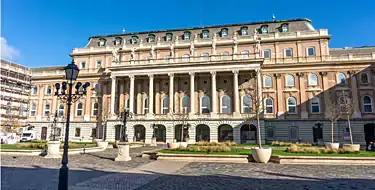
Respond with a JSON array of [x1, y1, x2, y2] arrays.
[[119, 79, 125, 111], [233, 70, 240, 117], [256, 69, 263, 113], [275, 74, 284, 119], [148, 74, 154, 115], [349, 71, 361, 118], [189, 72, 195, 116], [110, 76, 116, 117], [320, 72, 330, 118], [168, 73, 174, 114], [211, 71, 217, 115], [129, 75, 135, 113], [298, 72, 308, 119]]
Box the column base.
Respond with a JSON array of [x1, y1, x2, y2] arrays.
[[115, 143, 132, 162]]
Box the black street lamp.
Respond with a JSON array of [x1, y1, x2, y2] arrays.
[[54, 60, 90, 190], [119, 109, 133, 142]]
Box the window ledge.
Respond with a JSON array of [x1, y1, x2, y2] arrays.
[[263, 90, 276, 93], [358, 86, 374, 90], [306, 88, 322, 92], [282, 89, 299, 92]]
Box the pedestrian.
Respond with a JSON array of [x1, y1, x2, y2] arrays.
[[372, 142, 375, 151], [368, 142, 373, 151]]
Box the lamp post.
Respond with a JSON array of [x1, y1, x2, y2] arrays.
[[54, 60, 90, 190]]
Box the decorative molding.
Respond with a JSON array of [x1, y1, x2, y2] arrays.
[[347, 70, 356, 76], [297, 72, 305, 78], [148, 74, 154, 78], [189, 72, 195, 76], [274, 73, 281, 79], [168, 73, 174, 77], [319, 71, 328, 76], [232, 70, 239, 75], [210, 71, 216, 76]]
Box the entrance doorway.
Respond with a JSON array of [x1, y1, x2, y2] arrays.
[[114, 125, 121, 141], [218, 124, 233, 142], [196, 124, 210, 142], [153, 125, 166, 142], [134, 125, 146, 142], [364, 123, 375, 149], [240, 124, 256, 144], [41, 127, 47, 140], [175, 124, 189, 142], [313, 122, 323, 143]]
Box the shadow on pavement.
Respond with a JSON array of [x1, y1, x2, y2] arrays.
[[1, 166, 375, 190]]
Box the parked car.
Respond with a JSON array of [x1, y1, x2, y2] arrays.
[[20, 130, 37, 142]]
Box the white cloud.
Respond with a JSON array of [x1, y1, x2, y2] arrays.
[[1, 37, 20, 60]]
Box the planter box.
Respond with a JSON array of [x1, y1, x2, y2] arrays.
[[167, 143, 180, 149], [325, 142, 340, 150], [270, 155, 375, 165], [343, 144, 361, 152], [157, 153, 249, 163]]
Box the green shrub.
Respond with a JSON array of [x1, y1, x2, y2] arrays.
[[272, 141, 312, 147], [196, 141, 236, 147], [286, 145, 360, 155], [176, 145, 231, 153], [16, 143, 47, 149]]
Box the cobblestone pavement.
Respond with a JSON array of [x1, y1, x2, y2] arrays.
[[2, 147, 375, 190]]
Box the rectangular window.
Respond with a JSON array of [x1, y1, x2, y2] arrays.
[[285, 48, 293, 57], [96, 60, 102, 68], [263, 49, 271, 59], [307, 47, 315, 56], [81, 62, 86, 69], [75, 128, 81, 137], [311, 104, 320, 113]]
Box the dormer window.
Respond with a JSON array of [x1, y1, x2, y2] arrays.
[[184, 31, 191, 40], [148, 34, 155, 43], [202, 30, 209, 39], [166, 33, 173, 41], [114, 37, 122, 45], [98, 38, 106, 47], [221, 28, 228, 37], [261, 25, 269, 34], [241, 27, 248, 36], [281, 23, 289, 33], [131, 36, 138, 44]]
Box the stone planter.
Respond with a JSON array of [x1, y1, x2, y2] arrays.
[[115, 142, 131, 161], [167, 142, 180, 149], [179, 142, 188, 148], [45, 141, 61, 159], [150, 137, 157, 146], [343, 144, 360, 152], [325, 142, 340, 150], [97, 141, 108, 149], [251, 147, 272, 163]]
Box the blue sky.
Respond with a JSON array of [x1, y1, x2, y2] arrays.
[[2, 0, 375, 68]]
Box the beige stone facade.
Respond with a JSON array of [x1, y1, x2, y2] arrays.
[[29, 18, 375, 145]]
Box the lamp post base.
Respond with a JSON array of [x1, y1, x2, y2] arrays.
[[150, 137, 157, 146], [45, 141, 62, 159], [115, 142, 131, 161]]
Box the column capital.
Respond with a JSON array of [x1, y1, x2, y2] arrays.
[[168, 73, 174, 77], [128, 75, 135, 79], [274, 73, 282, 79], [296, 72, 305, 78], [210, 71, 216, 76], [148, 74, 154, 78], [110, 75, 116, 80], [232, 70, 239, 75], [189, 72, 195, 76], [319, 71, 328, 76], [347, 70, 356, 77]]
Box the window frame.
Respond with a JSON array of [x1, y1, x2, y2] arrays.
[[114, 37, 122, 45], [263, 76, 273, 88], [46, 86, 52, 95], [308, 74, 318, 86], [362, 95, 373, 113], [80, 61, 86, 69], [281, 23, 289, 33], [131, 36, 139, 44], [183, 31, 191, 40], [289, 126, 299, 141], [92, 102, 99, 116], [44, 103, 50, 117], [221, 51, 229, 56], [75, 128, 81, 137], [30, 103, 37, 116], [307, 47, 315, 57], [221, 28, 228, 37], [32, 86, 38, 95], [161, 96, 169, 114], [220, 95, 231, 114], [263, 49, 271, 59], [143, 97, 149, 114], [360, 72, 370, 84], [310, 96, 320, 114], [58, 103, 64, 117], [337, 73, 347, 85], [202, 30, 209, 39], [181, 95, 190, 113], [200, 95, 211, 114], [240, 26, 248, 36], [96, 60, 102, 68], [264, 98, 274, 114], [98, 38, 106, 47], [75, 102, 83, 117], [285, 74, 295, 87], [201, 52, 209, 57], [241, 94, 252, 113], [287, 97, 297, 114], [241, 50, 249, 55], [148, 34, 156, 43], [261, 25, 269, 34], [166, 33, 173, 41], [284, 48, 293, 57]]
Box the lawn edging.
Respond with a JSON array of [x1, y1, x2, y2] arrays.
[[157, 152, 250, 163], [0, 146, 107, 156], [270, 155, 375, 165]]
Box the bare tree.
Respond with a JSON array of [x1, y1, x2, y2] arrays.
[[326, 91, 341, 143], [171, 107, 189, 142], [340, 90, 355, 144]]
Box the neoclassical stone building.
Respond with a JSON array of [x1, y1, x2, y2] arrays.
[[29, 18, 375, 146]]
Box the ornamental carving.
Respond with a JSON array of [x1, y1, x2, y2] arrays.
[[297, 72, 305, 77], [274, 73, 282, 78], [319, 71, 328, 76], [347, 70, 356, 76]]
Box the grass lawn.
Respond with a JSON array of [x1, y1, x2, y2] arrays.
[[234, 144, 321, 148], [158, 148, 375, 157], [0, 144, 42, 150]]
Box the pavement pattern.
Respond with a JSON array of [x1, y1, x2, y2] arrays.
[[2, 145, 375, 190]]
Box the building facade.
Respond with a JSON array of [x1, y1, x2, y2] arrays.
[[29, 18, 375, 145], [0, 59, 32, 132]]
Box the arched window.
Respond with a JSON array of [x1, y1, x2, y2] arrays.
[[80, 61, 86, 69], [166, 33, 173, 41], [264, 98, 274, 114], [221, 51, 229, 56], [286, 74, 295, 87], [363, 95, 373, 113], [98, 38, 106, 47], [114, 37, 122, 45], [308, 74, 318, 86], [94, 83, 100, 94], [261, 25, 269, 34], [143, 97, 149, 114], [221, 28, 228, 37], [125, 98, 129, 110], [181, 95, 190, 113], [32, 86, 38, 95], [287, 97, 297, 114], [30, 104, 36, 116], [202, 30, 209, 39], [76, 102, 83, 116], [241, 26, 248, 36], [281, 23, 289, 33], [161, 96, 169, 114], [92, 102, 99, 116], [201, 52, 209, 57], [183, 31, 191, 40], [310, 97, 320, 113], [46, 86, 52, 95], [360, 72, 369, 84], [221, 95, 231, 113], [58, 103, 64, 117], [148, 34, 156, 43], [264, 76, 272, 87], [200, 95, 211, 113], [44, 103, 50, 116], [131, 36, 138, 44], [337, 73, 347, 85], [241, 50, 249, 55], [182, 54, 190, 62], [242, 94, 252, 113]]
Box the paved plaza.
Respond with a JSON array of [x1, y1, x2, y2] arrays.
[[1, 146, 375, 190]]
